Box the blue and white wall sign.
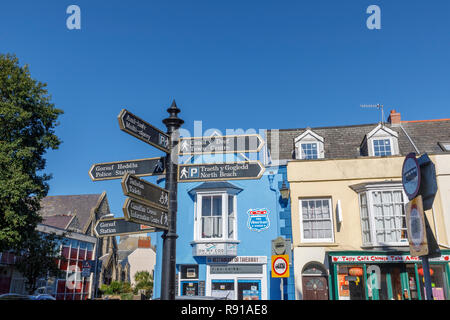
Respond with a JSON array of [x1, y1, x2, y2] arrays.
[[247, 208, 270, 232]]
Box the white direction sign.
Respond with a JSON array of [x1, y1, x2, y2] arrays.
[[178, 134, 264, 155]]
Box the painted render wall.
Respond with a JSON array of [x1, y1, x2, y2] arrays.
[[153, 162, 291, 300], [287, 155, 449, 299]]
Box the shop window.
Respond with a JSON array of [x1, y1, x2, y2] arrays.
[[211, 280, 235, 300], [418, 265, 447, 300], [237, 280, 261, 300], [337, 265, 366, 300], [354, 183, 408, 247], [299, 198, 334, 243]]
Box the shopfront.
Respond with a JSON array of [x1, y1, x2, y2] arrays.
[[205, 256, 268, 300], [329, 251, 450, 300]]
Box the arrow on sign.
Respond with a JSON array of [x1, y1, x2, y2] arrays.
[[121, 173, 169, 211], [178, 134, 265, 155], [123, 198, 169, 230], [89, 157, 165, 181], [94, 217, 155, 238], [178, 161, 265, 182], [118, 109, 170, 153]]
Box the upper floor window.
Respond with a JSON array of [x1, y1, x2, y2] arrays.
[[295, 129, 324, 160], [373, 138, 392, 156], [197, 193, 236, 241], [353, 182, 408, 247], [189, 182, 242, 242], [299, 198, 334, 243], [361, 124, 399, 157]]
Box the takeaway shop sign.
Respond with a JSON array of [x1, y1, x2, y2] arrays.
[[331, 254, 450, 263]]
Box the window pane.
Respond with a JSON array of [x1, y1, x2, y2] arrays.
[[202, 197, 211, 217], [228, 196, 234, 215], [202, 217, 212, 238], [212, 196, 222, 216]]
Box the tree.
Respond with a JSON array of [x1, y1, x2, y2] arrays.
[[14, 231, 65, 294], [133, 270, 153, 298], [0, 53, 63, 252]]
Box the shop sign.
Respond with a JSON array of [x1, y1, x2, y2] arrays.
[[406, 195, 428, 257], [210, 265, 263, 274], [192, 242, 238, 256], [247, 209, 270, 232], [206, 256, 267, 265], [331, 254, 450, 263]]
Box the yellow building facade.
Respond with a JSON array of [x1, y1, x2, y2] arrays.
[[287, 154, 450, 300]]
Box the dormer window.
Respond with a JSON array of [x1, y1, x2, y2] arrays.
[[295, 129, 324, 160], [373, 138, 392, 156], [361, 124, 399, 157]]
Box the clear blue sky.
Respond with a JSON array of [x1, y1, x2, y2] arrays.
[[1, 1, 449, 222]]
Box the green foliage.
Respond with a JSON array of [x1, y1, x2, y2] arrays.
[[0, 53, 63, 251], [14, 231, 66, 294], [100, 281, 132, 296], [133, 270, 153, 298]]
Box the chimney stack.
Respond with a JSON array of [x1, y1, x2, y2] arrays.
[[388, 110, 401, 126]]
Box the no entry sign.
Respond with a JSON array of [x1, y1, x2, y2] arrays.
[[271, 255, 289, 278]]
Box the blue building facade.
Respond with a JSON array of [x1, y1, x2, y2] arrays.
[[153, 146, 295, 300]]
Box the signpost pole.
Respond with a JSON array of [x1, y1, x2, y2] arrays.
[[421, 256, 433, 300], [161, 101, 184, 300]]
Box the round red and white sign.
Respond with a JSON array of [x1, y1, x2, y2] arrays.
[[272, 256, 288, 276]]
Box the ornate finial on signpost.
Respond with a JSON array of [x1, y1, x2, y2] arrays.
[[163, 100, 184, 130]]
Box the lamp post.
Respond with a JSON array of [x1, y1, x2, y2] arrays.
[[160, 100, 184, 300]]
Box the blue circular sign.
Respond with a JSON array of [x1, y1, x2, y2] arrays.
[[402, 153, 421, 200]]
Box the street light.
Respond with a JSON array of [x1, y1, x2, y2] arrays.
[[280, 180, 290, 201]]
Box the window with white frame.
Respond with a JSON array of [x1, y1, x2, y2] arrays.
[[357, 186, 408, 247], [299, 198, 334, 242], [196, 192, 237, 241], [300, 142, 319, 159], [372, 138, 392, 156], [294, 129, 324, 160]]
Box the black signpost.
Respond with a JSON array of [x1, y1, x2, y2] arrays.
[[94, 217, 155, 238], [89, 157, 165, 181], [178, 161, 265, 182], [179, 134, 264, 155]]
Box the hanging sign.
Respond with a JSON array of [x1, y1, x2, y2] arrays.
[[402, 153, 421, 200], [406, 195, 428, 257]]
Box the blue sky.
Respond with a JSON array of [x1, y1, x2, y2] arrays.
[[1, 1, 449, 225]]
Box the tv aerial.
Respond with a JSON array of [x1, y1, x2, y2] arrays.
[[360, 104, 385, 124]]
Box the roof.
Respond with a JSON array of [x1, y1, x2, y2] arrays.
[[188, 182, 243, 195], [39, 194, 104, 232], [266, 119, 450, 161]]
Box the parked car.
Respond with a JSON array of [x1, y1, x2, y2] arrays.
[[0, 293, 32, 300], [30, 294, 56, 300]]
